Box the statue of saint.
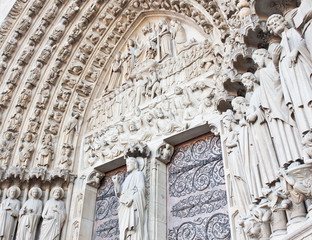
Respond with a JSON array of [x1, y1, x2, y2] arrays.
[[267, 14, 312, 137], [112, 157, 147, 240], [16, 187, 43, 240], [39, 187, 66, 240], [0, 186, 21, 240], [252, 49, 302, 167]]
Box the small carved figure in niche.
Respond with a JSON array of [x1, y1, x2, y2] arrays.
[[0, 132, 15, 167], [107, 52, 123, 90], [49, 110, 63, 123], [29, 0, 45, 14], [64, 112, 80, 145], [26, 62, 43, 87], [43, 0, 61, 23], [38, 44, 56, 64], [267, 14, 312, 136], [3, 33, 19, 58], [0, 56, 8, 76], [157, 19, 172, 60], [16, 11, 33, 36], [39, 187, 66, 240], [28, 108, 41, 133], [47, 65, 62, 85], [112, 157, 147, 240], [76, 81, 92, 97], [15, 187, 43, 240], [17, 84, 32, 108], [37, 134, 54, 169], [8, 106, 24, 132], [18, 133, 35, 168], [45, 121, 59, 135], [19, 40, 35, 65], [50, 19, 68, 44], [7, 60, 24, 85], [63, 0, 81, 22], [57, 39, 74, 63], [0, 186, 21, 240], [59, 144, 73, 170], [37, 82, 51, 109], [30, 20, 48, 43]]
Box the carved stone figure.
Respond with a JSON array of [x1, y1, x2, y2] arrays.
[[8, 106, 24, 132], [7, 61, 23, 85], [158, 19, 172, 60], [0, 186, 21, 240], [58, 144, 73, 170], [50, 19, 68, 43], [63, 0, 81, 21], [267, 14, 312, 136], [302, 131, 312, 163], [37, 134, 54, 168], [17, 85, 32, 108], [107, 53, 123, 90], [37, 82, 51, 109], [28, 109, 41, 133], [30, 20, 48, 43], [18, 133, 35, 168], [223, 110, 251, 216], [241, 73, 279, 185], [112, 157, 147, 240], [26, 62, 43, 87], [292, 0, 312, 59], [252, 49, 302, 167], [15, 187, 43, 240], [64, 112, 80, 145], [231, 97, 263, 199], [39, 187, 66, 240], [16, 12, 33, 36], [0, 132, 15, 167]]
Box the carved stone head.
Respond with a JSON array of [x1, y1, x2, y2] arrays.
[[266, 14, 288, 36], [126, 157, 139, 173]]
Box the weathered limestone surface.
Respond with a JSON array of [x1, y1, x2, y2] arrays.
[[0, 0, 311, 239]]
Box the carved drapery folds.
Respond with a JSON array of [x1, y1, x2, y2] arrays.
[[0, 0, 312, 239], [221, 1, 312, 238]]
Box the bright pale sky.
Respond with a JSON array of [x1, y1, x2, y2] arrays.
[[0, 0, 17, 25]]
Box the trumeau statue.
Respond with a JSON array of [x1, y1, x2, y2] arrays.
[[112, 157, 147, 240], [15, 187, 43, 240], [0, 186, 21, 240], [39, 187, 66, 240]]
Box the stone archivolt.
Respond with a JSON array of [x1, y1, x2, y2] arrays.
[[0, 0, 311, 239]]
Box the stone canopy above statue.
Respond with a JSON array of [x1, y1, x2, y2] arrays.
[[103, 16, 207, 92]]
